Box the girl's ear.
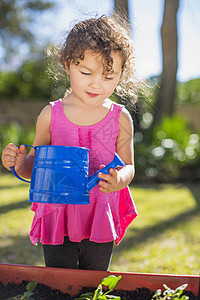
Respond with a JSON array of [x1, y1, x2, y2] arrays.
[[64, 62, 70, 75]]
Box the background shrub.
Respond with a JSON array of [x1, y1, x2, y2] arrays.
[[0, 123, 35, 172], [134, 115, 200, 182]]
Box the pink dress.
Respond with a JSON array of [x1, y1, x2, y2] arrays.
[[29, 99, 137, 246]]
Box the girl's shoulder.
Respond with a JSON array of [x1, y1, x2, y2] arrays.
[[38, 103, 52, 120], [119, 107, 133, 136], [35, 105, 52, 133]]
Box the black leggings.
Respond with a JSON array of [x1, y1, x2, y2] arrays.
[[43, 237, 114, 270]]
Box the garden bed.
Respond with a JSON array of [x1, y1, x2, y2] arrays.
[[0, 264, 199, 299]]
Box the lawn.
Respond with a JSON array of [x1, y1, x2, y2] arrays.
[[0, 174, 199, 275]]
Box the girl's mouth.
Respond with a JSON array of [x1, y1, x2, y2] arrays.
[[86, 92, 99, 98]]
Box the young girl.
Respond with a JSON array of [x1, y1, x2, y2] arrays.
[[2, 14, 139, 271]]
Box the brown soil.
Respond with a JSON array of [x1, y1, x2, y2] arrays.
[[0, 280, 198, 300]]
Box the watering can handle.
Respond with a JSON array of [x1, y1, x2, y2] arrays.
[[87, 152, 126, 192], [10, 144, 35, 183]]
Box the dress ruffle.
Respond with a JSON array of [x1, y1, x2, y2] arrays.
[[115, 187, 138, 245], [30, 187, 137, 245]]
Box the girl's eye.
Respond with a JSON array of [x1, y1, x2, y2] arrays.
[[81, 71, 91, 76]]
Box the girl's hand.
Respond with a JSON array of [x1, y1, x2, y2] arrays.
[[98, 165, 119, 193], [1, 143, 27, 172]]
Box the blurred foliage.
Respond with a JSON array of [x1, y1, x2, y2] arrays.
[[0, 0, 54, 62], [146, 77, 200, 105], [176, 78, 200, 104], [0, 123, 35, 151], [134, 115, 200, 182], [0, 59, 69, 101], [0, 123, 35, 171]]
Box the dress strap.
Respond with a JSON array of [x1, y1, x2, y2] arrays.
[[112, 102, 124, 117], [49, 99, 63, 135]]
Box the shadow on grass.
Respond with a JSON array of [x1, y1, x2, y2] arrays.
[[186, 184, 200, 207], [0, 235, 44, 266], [134, 183, 200, 207], [0, 199, 30, 215], [115, 185, 200, 255], [0, 183, 28, 191]]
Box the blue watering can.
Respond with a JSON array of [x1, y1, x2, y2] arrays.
[[11, 145, 125, 204]]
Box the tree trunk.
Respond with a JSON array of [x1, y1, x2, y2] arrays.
[[114, 0, 142, 132], [114, 0, 129, 21], [154, 0, 179, 123]]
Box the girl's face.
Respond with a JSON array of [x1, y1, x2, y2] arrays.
[[65, 50, 123, 107]]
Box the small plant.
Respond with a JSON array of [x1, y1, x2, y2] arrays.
[[152, 283, 189, 300], [76, 275, 122, 300], [6, 279, 37, 300]]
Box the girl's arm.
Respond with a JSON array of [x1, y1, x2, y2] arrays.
[[98, 107, 135, 192], [1, 105, 51, 179]]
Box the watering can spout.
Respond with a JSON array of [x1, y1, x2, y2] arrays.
[[87, 152, 126, 192]]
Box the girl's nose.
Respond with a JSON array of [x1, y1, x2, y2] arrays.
[[88, 76, 101, 89]]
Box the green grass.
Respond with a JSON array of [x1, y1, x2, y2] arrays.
[[0, 174, 44, 266], [111, 184, 200, 275], [0, 174, 199, 275]]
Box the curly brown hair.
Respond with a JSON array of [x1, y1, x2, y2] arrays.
[[46, 13, 148, 105]]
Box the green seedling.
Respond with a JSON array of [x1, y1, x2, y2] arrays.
[[6, 279, 37, 300], [76, 275, 122, 300], [152, 283, 189, 300]]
